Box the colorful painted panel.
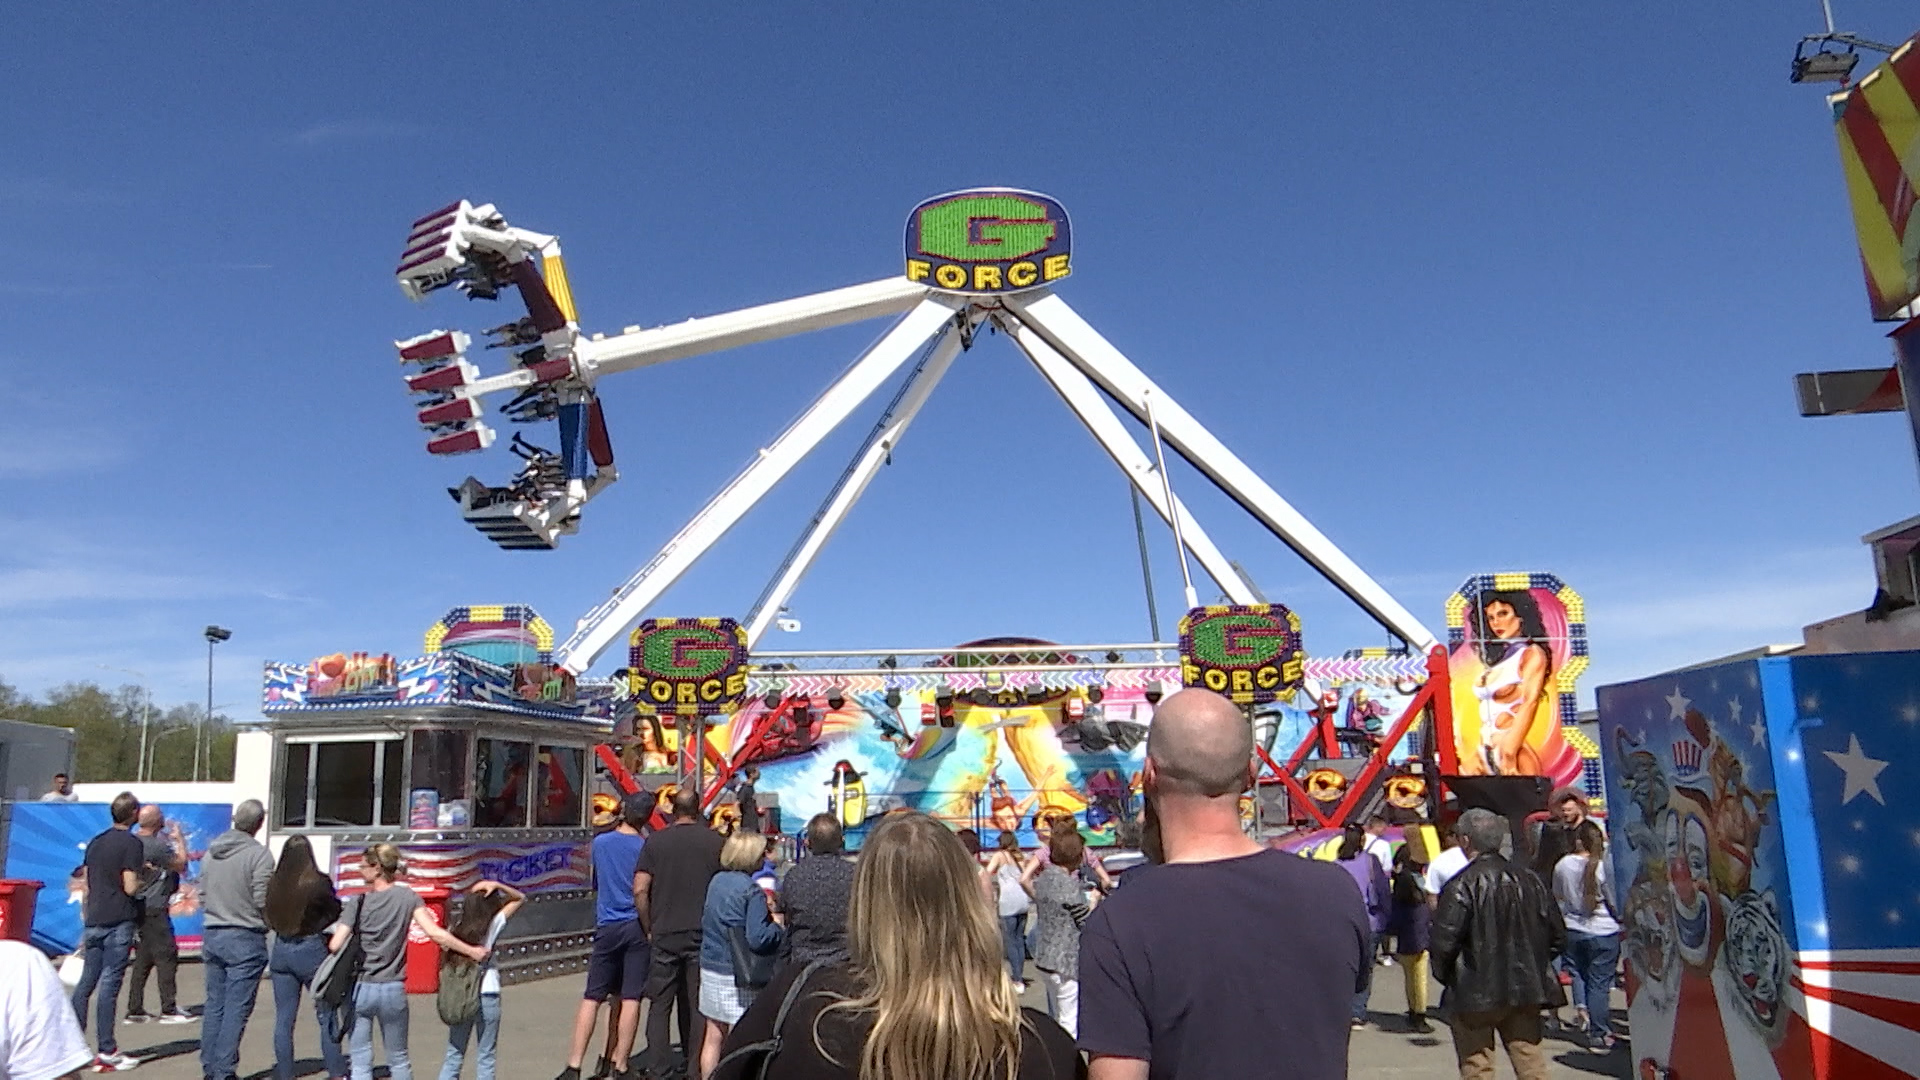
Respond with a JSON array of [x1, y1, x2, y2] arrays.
[[628, 618, 748, 717], [1178, 604, 1305, 705], [263, 650, 616, 723], [1830, 35, 1920, 321], [1446, 572, 1588, 788], [3, 802, 235, 955], [331, 837, 591, 894], [1763, 650, 1920, 1077]]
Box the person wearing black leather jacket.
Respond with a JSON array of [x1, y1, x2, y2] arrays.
[[1430, 808, 1567, 1080]]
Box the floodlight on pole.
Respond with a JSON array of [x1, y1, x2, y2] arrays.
[[1788, 2, 1897, 85], [201, 625, 232, 783]]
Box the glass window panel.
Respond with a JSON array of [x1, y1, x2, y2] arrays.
[[380, 739, 404, 828], [279, 743, 311, 828], [473, 739, 531, 829], [536, 745, 585, 827], [312, 742, 377, 827]]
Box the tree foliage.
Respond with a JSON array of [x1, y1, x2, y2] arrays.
[[0, 675, 237, 783]]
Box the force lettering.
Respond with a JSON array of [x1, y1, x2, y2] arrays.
[[640, 671, 749, 707], [1180, 657, 1304, 695], [906, 254, 1071, 294]]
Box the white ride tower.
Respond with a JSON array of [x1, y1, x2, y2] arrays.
[[390, 189, 1439, 674]]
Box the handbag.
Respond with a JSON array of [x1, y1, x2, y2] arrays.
[[709, 960, 826, 1080], [729, 924, 781, 992], [314, 892, 365, 1022]]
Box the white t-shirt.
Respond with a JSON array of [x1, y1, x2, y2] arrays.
[[993, 857, 1030, 917], [1423, 846, 1470, 897], [1552, 854, 1621, 937], [479, 911, 510, 995], [1364, 835, 1393, 878], [0, 940, 94, 1080]]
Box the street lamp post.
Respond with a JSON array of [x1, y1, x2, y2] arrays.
[[201, 625, 232, 784], [97, 665, 151, 783], [146, 725, 196, 782]]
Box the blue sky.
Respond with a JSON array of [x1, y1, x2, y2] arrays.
[[4, 3, 1918, 717]]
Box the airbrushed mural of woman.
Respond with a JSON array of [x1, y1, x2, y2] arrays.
[[1447, 582, 1582, 788]]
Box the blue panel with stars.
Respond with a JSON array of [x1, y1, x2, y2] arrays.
[[1776, 649, 1920, 953]]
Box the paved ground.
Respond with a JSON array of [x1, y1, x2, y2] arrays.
[[105, 960, 1628, 1079]]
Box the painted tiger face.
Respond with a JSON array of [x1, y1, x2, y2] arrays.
[[1625, 878, 1678, 999], [1723, 890, 1787, 1037]]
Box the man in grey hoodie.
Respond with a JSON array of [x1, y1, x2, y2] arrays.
[[199, 799, 275, 1080]]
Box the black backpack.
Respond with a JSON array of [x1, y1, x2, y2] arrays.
[[709, 961, 827, 1080]]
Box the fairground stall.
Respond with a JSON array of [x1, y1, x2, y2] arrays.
[[257, 605, 627, 984]]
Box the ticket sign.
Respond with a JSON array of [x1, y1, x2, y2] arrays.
[[1178, 604, 1305, 705], [628, 618, 749, 716], [904, 189, 1071, 295]]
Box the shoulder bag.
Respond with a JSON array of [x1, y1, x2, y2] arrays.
[[710, 960, 827, 1080], [314, 891, 365, 1024]]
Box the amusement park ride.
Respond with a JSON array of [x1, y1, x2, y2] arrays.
[[390, 188, 1474, 831]]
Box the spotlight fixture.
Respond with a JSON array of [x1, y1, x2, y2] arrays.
[[884, 688, 901, 709], [763, 690, 782, 711], [1088, 686, 1104, 704], [826, 688, 845, 710]]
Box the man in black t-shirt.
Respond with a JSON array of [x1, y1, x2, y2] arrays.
[[69, 791, 147, 1071], [1078, 690, 1369, 1080], [635, 787, 724, 1079]]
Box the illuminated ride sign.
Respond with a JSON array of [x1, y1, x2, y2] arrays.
[[628, 617, 749, 716], [308, 652, 398, 699], [1178, 604, 1306, 705], [904, 189, 1071, 295]]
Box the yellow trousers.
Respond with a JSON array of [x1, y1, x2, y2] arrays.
[[1399, 950, 1430, 1015]]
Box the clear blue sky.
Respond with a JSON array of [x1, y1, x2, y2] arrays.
[[5, 3, 1917, 717]]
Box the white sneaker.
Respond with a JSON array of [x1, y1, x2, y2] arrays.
[[94, 1053, 141, 1072], [1013, 981, 1028, 995], [155, 1011, 195, 1025]]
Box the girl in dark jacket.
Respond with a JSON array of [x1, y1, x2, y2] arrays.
[[265, 835, 346, 1080], [1388, 843, 1434, 1033]]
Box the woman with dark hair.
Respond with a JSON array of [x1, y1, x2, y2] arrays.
[[712, 811, 1081, 1080], [439, 880, 525, 1080], [266, 835, 346, 1080], [1468, 590, 1554, 776], [1334, 824, 1389, 1028], [1553, 821, 1622, 1051]]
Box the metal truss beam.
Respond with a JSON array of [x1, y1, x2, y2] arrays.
[[555, 297, 962, 672], [1002, 291, 1439, 650], [999, 314, 1257, 606]]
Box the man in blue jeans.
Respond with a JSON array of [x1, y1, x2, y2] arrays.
[[71, 791, 147, 1072], [198, 800, 275, 1080]]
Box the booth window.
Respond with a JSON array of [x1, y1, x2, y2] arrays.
[[411, 730, 470, 811], [537, 745, 585, 827], [474, 738, 532, 828], [280, 736, 405, 828]]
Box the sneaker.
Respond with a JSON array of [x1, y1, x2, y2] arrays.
[[1012, 981, 1027, 995], [1351, 1016, 1367, 1029], [122, 1013, 151, 1025], [155, 1011, 195, 1025], [93, 1053, 140, 1072], [1409, 1013, 1434, 1034], [1377, 955, 1395, 967]]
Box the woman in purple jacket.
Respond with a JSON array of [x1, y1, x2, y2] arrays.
[[1335, 824, 1390, 1028]]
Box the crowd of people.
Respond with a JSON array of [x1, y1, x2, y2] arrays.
[[12, 691, 1621, 1080]]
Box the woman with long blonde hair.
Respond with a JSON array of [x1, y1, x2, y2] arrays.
[[711, 811, 1082, 1080]]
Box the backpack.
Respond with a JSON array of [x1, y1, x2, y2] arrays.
[[709, 960, 827, 1080], [437, 954, 483, 1026]]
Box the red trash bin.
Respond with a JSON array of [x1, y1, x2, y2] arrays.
[[404, 886, 452, 994], [0, 881, 43, 942]]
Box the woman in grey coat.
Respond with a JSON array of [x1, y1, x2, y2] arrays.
[[1024, 828, 1092, 1037]]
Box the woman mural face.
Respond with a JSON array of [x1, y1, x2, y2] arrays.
[[1483, 600, 1521, 640]]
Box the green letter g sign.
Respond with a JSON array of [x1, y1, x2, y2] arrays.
[[916, 194, 1057, 261]]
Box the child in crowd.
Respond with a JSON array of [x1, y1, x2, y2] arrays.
[[440, 880, 527, 1080], [1388, 840, 1433, 1033]]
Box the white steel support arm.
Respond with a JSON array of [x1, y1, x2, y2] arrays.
[[577, 278, 931, 379], [461, 277, 932, 401], [1001, 316, 1257, 607], [743, 318, 972, 648], [556, 297, 962, 672], [1003, 291, 1439, 650]]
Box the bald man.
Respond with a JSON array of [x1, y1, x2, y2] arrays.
[[1076, 689, 1370, 1080], [125, 806, 191, 1024]]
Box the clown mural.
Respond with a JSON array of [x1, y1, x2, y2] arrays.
[[1599, 669, 1810, 1080]]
